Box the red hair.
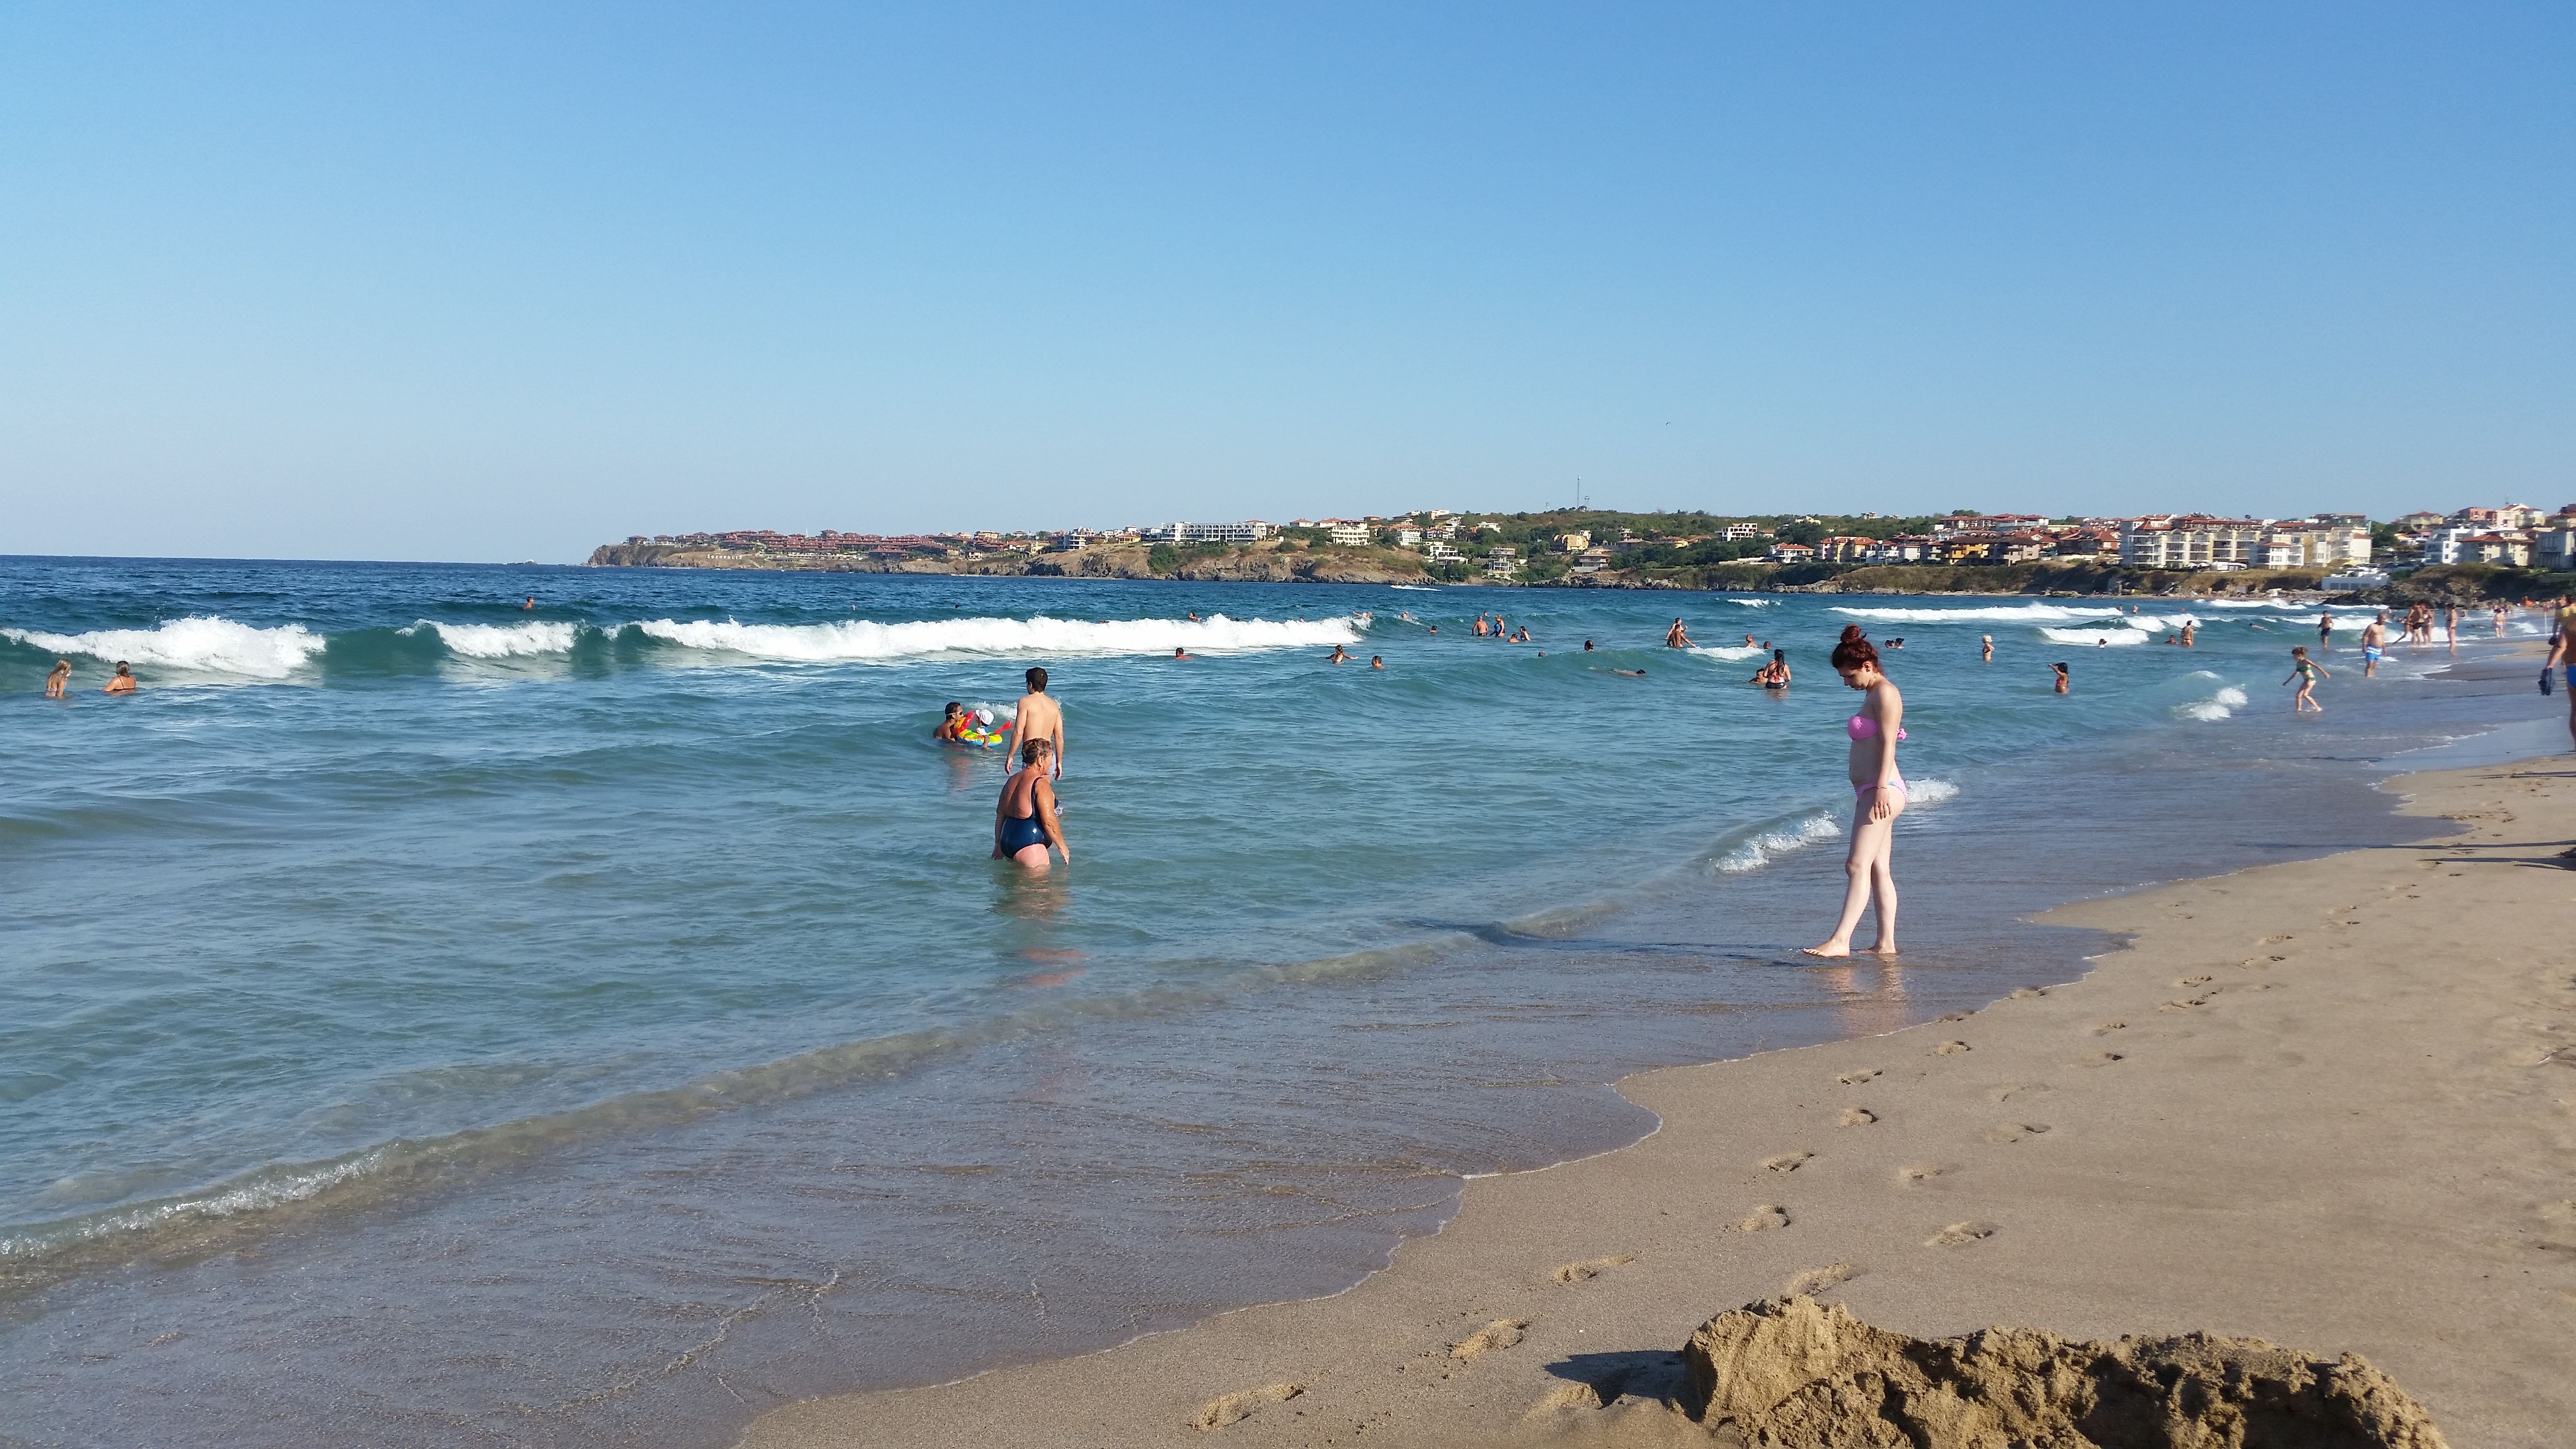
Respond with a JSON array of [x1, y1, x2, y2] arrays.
[[1831, 625, 1881, 672]]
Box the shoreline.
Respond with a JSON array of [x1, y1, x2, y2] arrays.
[[740, 755, 2576, 1449]]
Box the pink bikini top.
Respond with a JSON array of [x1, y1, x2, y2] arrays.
[[1847, 714, 1906, 741]]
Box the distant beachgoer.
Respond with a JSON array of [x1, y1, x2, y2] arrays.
[[522, 596, 535, 611], [1980, 635, 1994, 662], [1007, 667, 1064, 777], [102, 662, 136, 695], [1187, 612, 1200, 621], [1582, 639, 1594, 651], [1750, 648, 1790, 691], [1172, 646, 1191, 660], [2285, 647, 2328, 713], [1426, 626, 1437, 634], [1805, 626, 1905, 959], [1664, 618, 1692, 648], [2544, 600, 2576, 750], [2053, 662, 2069, 694], [1473, 614, 1490, 637], [1328, 644, 1352, 664], [2445, 605, 2461, 649], [1610, 668, 1645, 676], [2162, 634, 2177, 645], [1370, 655, 1384, 669], [2361, 613, 2387, 677], [2494, 603, 2508, 637], [1510, 626, 1530, 644], [934, 701, 972, 741], [2179, 621, 2195, 648], [44, 659, 71, 698], [1743, 634, 1757, 648], [2317, 611, 2334, 651], [992, 739, 1069, 869]]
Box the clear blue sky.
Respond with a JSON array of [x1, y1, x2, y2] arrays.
[[4, 3, 2570, 562]]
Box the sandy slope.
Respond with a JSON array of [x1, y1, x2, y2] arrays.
[[738, 760, 2576, 1449]]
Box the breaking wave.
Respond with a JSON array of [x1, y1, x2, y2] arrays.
[[2178, 686, 2251, 722], [400, 620, 581, 658], [1, 617, 328, 679], [1725, 598, 1779, 607], [2040, 626, 2150, 646], [1831, 603, 2130, 624], [630, 612, 1358, 662], [1687, 645, 1770, 661], [1714, 813, 1841, 873]]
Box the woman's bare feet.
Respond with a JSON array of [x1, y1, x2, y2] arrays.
[[1801, 943, 1852, 959]]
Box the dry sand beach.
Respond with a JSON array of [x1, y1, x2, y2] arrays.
[[741, 758, 2576, 1448]]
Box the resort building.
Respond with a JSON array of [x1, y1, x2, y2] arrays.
[[1139, 520, 1277, 545], [2117, 516, 2269, 569], [1323, 522, 1371, 546], [1482, 545, 1520, 577], [1424, 542, 1465, 565], [1719, 522, 1766, 541], [1766, 541, 1817, 564]]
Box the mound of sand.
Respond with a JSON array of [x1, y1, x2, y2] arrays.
[[1666, 1295, 2447, 1448]]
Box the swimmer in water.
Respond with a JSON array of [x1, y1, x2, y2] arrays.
[[1749, 649, 1790, 690], [1370, 655, 1384, 668], [1981, 635, 1993, 662], [1328, 644, 1352, 664], [44, 659, 71, 698], [992, 739, 1069, 869], [1743, 634, 1757, 648], [102, 661, 136, 695], [1172, 646, 1191, 660], [1510, 627, 1530, 644], [2053, 662, 2069, 694], [2180, 621, 2195, 647], [1582, 639, 1594, 651], [1007, 666, 1064, 778], [1664, 618, 1693, 648], [522, 596, 536, 611], [934, 701, 972, 741], [1804, 626, 1904, 959]]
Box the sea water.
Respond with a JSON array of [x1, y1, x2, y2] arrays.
[[0, 558, 2552, 1446]]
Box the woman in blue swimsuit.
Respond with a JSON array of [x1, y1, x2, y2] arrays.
[[993, 738, 1070, 870]]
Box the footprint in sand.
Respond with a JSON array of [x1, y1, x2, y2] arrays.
[[1838, 1107, 1877, 1127], [1449, 1319, 1529, 1361], [2079, 1052, 2125, 1067], [2176, 975, 2213, 987], [1926, 1221, 1997, 1247], [2090, 1021, 2127, 1035], [2010, 987, 2047, 999], [1784, 1262, 1856, 1294], [1739, 1205, 1790, 1232], [1933, 1040, 1971, 1056], [1552, 1254, 1635, 1285], [1192, 1382, 1303, 1430], [1984, 1123, 2051, 1144], [1939, 1011, 1974, 1022], [1763, 1151, 1813, 1173], [1897, 1163, 1949, 1186], [1836, 1068, 1882, 1086]]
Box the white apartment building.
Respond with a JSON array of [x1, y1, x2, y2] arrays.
[[2536, 529, 2576, 571], [1324, 522, 1371, 546], [1424, 542, 1465, 564], [2252, 523, 2373, 570], [1483, 545, 1519, 576], [2118, 516, 2268, 569], [1719, 523, 1766, 541], [1386, 526, 1423, 547], [1139, 520, 1277, 545]]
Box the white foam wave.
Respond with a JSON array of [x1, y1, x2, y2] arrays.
[[632, 613, 1360, 663], [2122, 613, 2201, 631], [1389, 584, 1441, 592], [1714, 813, 1841, 873], [403, 621, 580, 658], [2, 616, 327, 679], [1687, 645, 1770, 661], [2177, 685, 2250, 722], [2039, 627, 2149, 646], [1832, 604, 2128, 624], [1725, 598, 1778, 607], [1905, 777, 1961, 806]]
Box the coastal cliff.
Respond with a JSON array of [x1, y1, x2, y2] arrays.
[[585, 539, 1433, 585]]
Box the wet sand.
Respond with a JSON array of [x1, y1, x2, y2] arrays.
[[739, 758, 2576, 1449]]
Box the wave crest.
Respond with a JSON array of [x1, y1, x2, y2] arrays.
[[631, 613, 1359, 662], [2, 617, 327, 679], [401, 621, 581, 658]]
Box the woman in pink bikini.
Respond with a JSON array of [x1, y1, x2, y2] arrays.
[[1804, 625, 1904, 959]]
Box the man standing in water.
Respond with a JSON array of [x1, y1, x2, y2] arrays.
[[1663, 617, 1693, 648], [1006, 666, 1063, 778], [2360, 612, 2388, 677]]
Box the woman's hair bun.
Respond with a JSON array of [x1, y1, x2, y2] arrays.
[[1838, 624, 1867, 644], [1830, 624, 1881, 671]]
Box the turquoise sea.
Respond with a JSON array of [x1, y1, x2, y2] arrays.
[[0, 557, 2551, 1446]]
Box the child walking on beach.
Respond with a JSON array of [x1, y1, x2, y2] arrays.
[[2284, 647, 2328, 713]]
